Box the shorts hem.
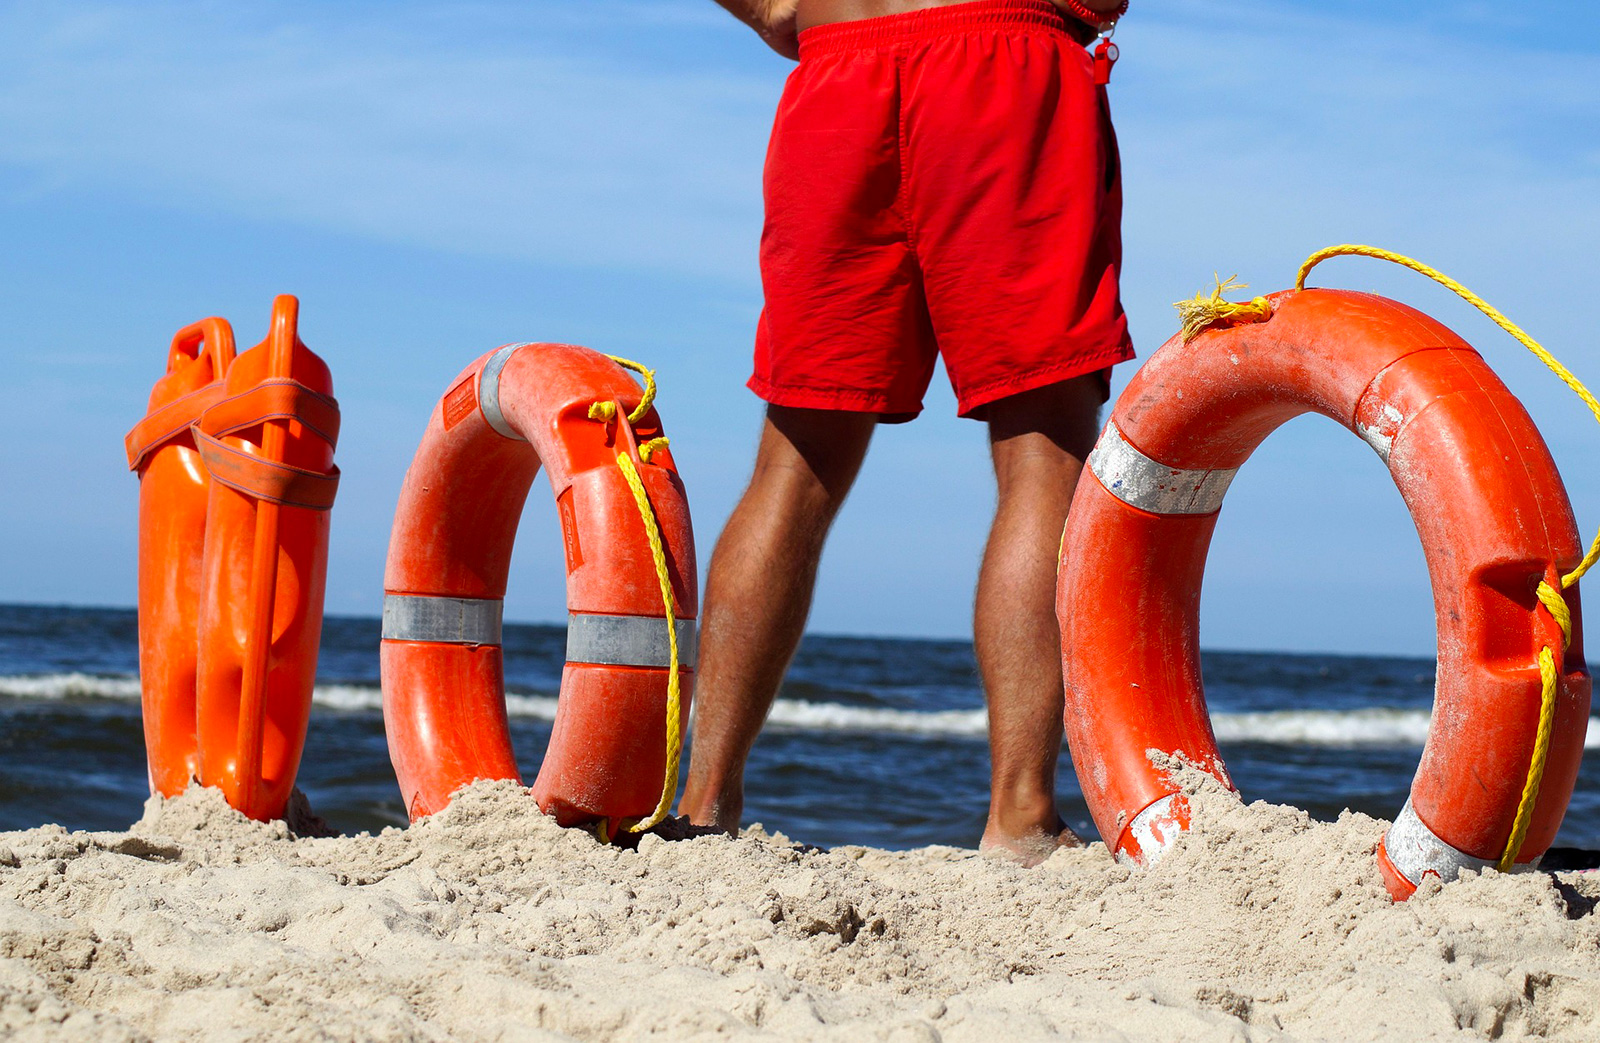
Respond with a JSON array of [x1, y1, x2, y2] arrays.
[[955, 343, 1135, 418], [747, 374, 924, 420]]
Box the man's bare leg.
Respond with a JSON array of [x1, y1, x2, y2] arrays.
[[679, 405, 877, 832], [975, 375, 1104, 866]]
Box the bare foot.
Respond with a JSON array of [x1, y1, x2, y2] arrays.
[[677, 779, 742, 836], [980, 819, 1084, 867]]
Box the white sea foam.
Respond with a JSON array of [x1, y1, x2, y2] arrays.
[[309, 684, 386, 713], [506, 693, 562, 719], [0, 673, 143, 700], [1210, 708, 1435, 747], [4, 673, 1597, 749], [766, 700, 988, 736]]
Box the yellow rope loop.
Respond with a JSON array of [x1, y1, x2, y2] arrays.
[[575, 355, 679, 841], [613, 451, 682, 834], [603, 355, 659, 425], [1499, 579, 1574, 870], [1173, 274, 1273, 342], [1536, 580, 1574, 652], [1297, 244, 1600, 588], [638, 436, 670, 465], [1499, 646, 1560, 872]]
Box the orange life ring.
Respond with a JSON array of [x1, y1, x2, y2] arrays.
[[1058, 288, 1590, 899], [129, 296, 341, 820], [381, 343, 697, 832], [126, 318, 237, 796]]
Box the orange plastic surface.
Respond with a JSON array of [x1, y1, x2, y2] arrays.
[[1058, 289, 1590, 897], [131, 318, 236, 797], [193, 296, 339, 820], [382, 344, 698, 825]]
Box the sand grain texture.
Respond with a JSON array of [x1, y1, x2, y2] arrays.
[[2, 773, 1598, 1041]]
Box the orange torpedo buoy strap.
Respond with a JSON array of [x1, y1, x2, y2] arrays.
[[192, 380, 342, 510], [124, 383, 228, 471]]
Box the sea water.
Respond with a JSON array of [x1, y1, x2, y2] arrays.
[[3, 602, 1598, 853]]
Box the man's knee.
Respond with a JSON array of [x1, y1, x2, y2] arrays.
[[984, 376, 1107, 503], [754, 405, 877, 508], [984, 374, 1106, 457]]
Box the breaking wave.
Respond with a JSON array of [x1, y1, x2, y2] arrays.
[[5, 673, 1596, 749]]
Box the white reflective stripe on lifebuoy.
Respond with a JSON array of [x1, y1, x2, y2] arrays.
[[1355, 401, 1405, 465], [1117, 792, 1184, 867], [478, 344, 530, 442], [382, 594, 504, 645], [1383, 797, 1537, 885], [1087, 423, 1238, 516], [566, 613, 697, 669]]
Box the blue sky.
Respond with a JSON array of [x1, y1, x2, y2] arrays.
[[2, 0, 1597, 655]]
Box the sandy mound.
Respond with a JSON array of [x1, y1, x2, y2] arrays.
[[2, 772, 1597, 1041]]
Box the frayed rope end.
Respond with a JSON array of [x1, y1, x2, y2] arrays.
[[1174, 275, 1273, 342]]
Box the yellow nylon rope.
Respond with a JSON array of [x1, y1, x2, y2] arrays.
[[638, 436, 670, 464], [1500, 633, 1564, 871], [1174, 275, 1273, 341], [1294, 245, 1595, 871], [583, 354, 681, 839], [1497, 576, 1579, 871], [1536, 579, 1575, 639], [606, 355, 660, 423], [615, 449, 683, 834]]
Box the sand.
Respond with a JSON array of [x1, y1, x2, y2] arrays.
[[2, 769, 1598, 1042]]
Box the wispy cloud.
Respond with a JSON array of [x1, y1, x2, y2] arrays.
[[0, 1, 776, 280], [1116, 1, 1600, 294], [1103, 1, 1600, 506]]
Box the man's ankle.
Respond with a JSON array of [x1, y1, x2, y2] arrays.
[[984, 789, 1060, 838], [679, 776, 744, 834]]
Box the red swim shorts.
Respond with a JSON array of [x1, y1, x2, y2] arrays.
[[750, 0, 1133, 421]]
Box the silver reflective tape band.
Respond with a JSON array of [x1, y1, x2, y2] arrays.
[[1383, 798, 1536, 885], [1087, 423, 1238, 516], [1117, 793, 1183, 868], [382, 595, 504, 645], [566, 613, 698, 669], [478, 344, 529, 442]]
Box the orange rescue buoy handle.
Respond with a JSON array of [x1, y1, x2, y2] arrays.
[[1058, 288, 1590, 898], [382, 343, 697, 828], [125, 318, 238, 472]]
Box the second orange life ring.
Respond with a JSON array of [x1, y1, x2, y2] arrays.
[[381, 343, 697, 834], [1057, 287, 1590, 899]]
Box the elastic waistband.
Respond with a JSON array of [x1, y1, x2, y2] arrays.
[[798, 0, 1078, 58]]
